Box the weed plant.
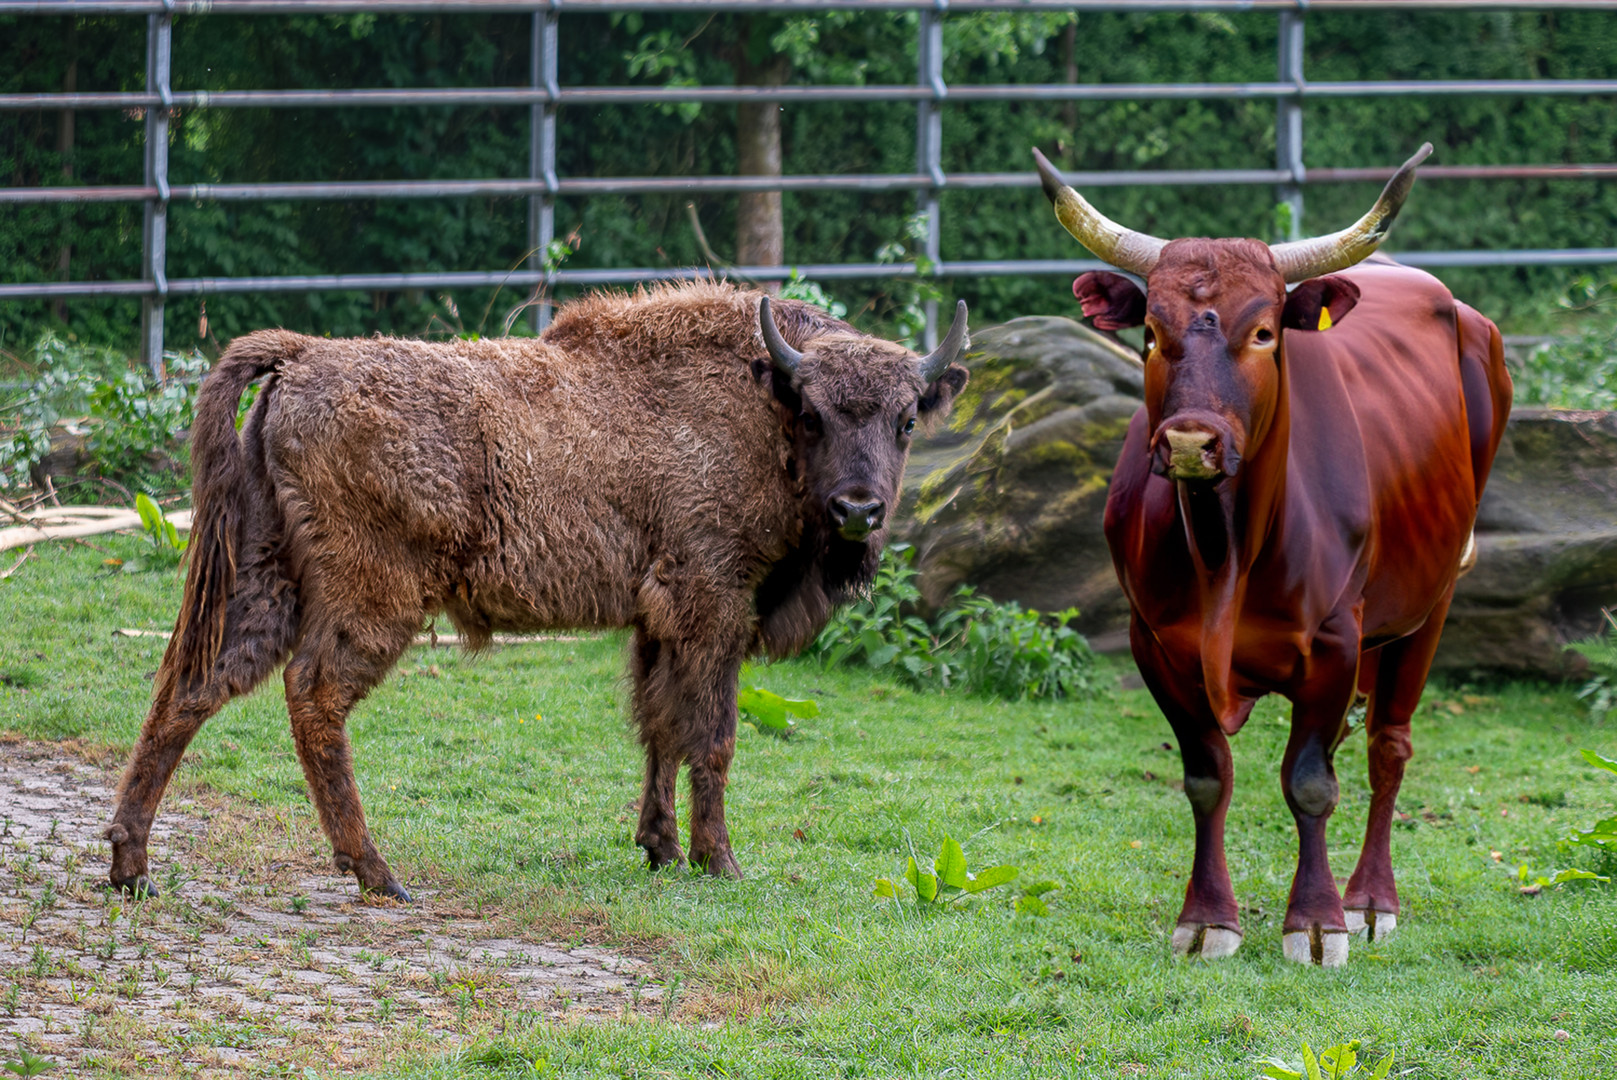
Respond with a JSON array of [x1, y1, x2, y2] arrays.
[[811, 543, 1097, 700]]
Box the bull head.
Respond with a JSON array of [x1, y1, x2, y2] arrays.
[[1032, 143, 1429, 485], [758, 296, 970, 543]]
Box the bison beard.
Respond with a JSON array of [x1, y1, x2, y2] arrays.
[[104, 281, 968, 898]]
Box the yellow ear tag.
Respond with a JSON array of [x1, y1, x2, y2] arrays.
[[1317, 307, 1333, 331]]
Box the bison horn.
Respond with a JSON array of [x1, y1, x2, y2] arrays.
[[1269, 143, 1433, 283], [1032, 147, 1168, 278], [758, 296, 803, 376], [918, 299, 970, 382]]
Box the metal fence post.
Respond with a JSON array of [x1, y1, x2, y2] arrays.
[[1276, 8, 1306, 242], [140, 6, 172, 378], [916, 3, 945, 351], [529, 3, 560, 333]]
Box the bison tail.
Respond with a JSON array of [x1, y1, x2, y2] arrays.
[[164, 330, 304, 689]]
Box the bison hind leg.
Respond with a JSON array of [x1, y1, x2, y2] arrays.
[[108, 557, 299, 897]]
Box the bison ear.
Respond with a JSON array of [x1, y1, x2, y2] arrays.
[[751, 357, 802, 417], [1282, 275, 1361, 332], [919, 363, 969, 419], [1074, 271, 1147, 330]]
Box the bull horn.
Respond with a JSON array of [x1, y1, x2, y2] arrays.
[[1033, 146, 1167, 278], [758, 296, 803, 376], [918, 300, 969, 382], [1269, 143, 1433, 283]]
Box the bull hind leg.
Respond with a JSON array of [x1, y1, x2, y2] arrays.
[[282, 620, 416, 902], [1343, 587, 1453, 943], [631, 627, 686, 870], [108, 563, 299, 896]]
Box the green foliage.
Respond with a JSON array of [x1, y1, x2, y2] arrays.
[[811, 544, 1098, 701], [7, 9, 1615, 351], [1260, 1042, 1393, 1080], [872, 833, 1023, 910], [0, 331, 205, 492], [129, 492, 187, 572], [777, 272, 847, 320], [1560, 749, 1617, 871], [1565, 607, 1617, 721], [0, 1044, 53, 1077], [736, 681, 818, 738], [1512, 276, 1617, 411]]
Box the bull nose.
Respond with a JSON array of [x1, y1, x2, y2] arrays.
[[1163, 426, 1224, 482], [830, 496, 886, 540]]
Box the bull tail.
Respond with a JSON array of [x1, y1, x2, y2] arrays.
[[164, 330, 305, 689]]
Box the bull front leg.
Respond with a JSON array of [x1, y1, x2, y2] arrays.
[[1279, 607, 1363, 967], [1132, 619, 1248, 959], [629, 628, 686, 870]]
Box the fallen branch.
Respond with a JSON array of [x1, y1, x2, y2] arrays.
[[0, 505, 193, 552], [0, 547, 31, 581]]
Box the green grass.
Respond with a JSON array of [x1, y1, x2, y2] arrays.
[[3, 536, 1616, 1078]]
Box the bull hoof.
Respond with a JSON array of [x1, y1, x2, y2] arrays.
[[1282, 927, 1350, 967], [110, 873, 160, 901], [1171, 923, 1242, 959], [1344, 908, 1397, 941], [643, 844, 687, 872]]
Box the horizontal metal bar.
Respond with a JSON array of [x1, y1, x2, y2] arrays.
[[6, 249, 1615, 301], [4, 2, 1615, 15], [10, 163, 1616, 205], [8, 79, 1617, 112]]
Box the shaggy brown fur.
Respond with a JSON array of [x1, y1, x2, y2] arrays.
[[106, 281, 967, 897]]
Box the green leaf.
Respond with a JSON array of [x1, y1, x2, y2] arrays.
[[1018, 878, 1057, 897], [1368, 1050, 1395, 1080], [934, 835, 968, 889], [135, 492, 161, 534], [872, 878, 896, 899], [1547, 868, 1609, 884], [1260, 1063, 1303, 1080], [904, 856, 920, 894], [1302, 1043, 1323, 1080], [1319, 1043, 1356, 1079], [1013, 894, 1048, 917], [963, 865, 1020, 894], [1582, 748, 1617, 775]]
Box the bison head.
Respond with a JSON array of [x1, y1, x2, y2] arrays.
[[1032, 144, 1428, 485], [755, 297, 969, 545]]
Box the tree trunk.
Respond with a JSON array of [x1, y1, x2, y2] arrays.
[[52, 25, 78, 322], [735, 42, 788, 286], [1061, 19, 1077, 153]]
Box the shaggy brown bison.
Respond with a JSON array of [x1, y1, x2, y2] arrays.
[[105, 282, 969, 899]]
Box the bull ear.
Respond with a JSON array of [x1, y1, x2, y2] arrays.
[[1282, 275, 1361, 332], [919, 364, 969, 419], [1074, 271, 1147, 330]]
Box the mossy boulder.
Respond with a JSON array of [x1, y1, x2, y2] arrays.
[[899, 320, 1617, 677]]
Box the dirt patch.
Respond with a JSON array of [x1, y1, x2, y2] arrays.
[[0, 740, 665, 1076]]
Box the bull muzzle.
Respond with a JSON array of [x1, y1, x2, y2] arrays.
[[830, 495, 886, 541], [1151, 417, 1240, 483]]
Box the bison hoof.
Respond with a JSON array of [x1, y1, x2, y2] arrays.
[[1282, 927, 1349, 967], [644, 846, 687, 872], [110, 873, 160, 901], [1171, 923, 1242, 959], [364, 879, 412, 904], [692, 849, 743, 880], [1344, 908, 1397, 941]]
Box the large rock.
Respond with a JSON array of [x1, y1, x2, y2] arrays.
[[898, 319, 1617, 676]]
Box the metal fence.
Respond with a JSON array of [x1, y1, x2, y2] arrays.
[[2, 0, 1616, 376]]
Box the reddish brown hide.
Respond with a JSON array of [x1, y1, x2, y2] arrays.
[[1096, 249, 1511, 963], [104, 282, 968, 900]]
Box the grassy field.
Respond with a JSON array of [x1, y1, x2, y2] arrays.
[[2, 535, 1615, 1078]]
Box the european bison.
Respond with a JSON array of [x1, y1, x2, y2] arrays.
[[106, 282, 969, 898], [1035, 145, 1511, 965]]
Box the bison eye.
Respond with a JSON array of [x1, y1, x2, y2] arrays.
[[800, 411, 821, 434], [1143, 328, 1157, 353], [1253, 327, 1276, 347], [901, 416, 917, 438]]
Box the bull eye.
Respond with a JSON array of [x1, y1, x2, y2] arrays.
[[800, 410, 821, 435], [1253, 327, 1276, 347], [900, 416, 917, 438], [1143, 328, 1157, 353]]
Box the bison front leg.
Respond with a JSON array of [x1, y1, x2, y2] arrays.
[[629, 630, 686, 870], [283, 637, 412, 902], [684, 667, 742, 880]]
